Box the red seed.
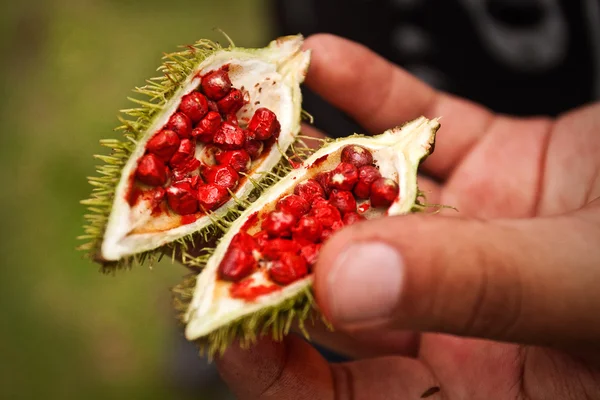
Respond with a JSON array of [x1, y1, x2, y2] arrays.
[[215, 149, 251, 172], [207, 100, 219, 113], [370, 178, 399, 208], [300, 243, 321, 265], [136, 153, 168, 187], [276, 194, 310, 219], [146, 130, 180, 161], [169, 139, 196, 168], [191, 111, 221, 143], [329, 190, 357, 214], [292, 215, 323, 243], [248, 108, 281, 140], [225, 113, 238, 126], [165, 181, 198, 215], [354, 165, 382, 199], [201, 69, 232, 101], [204, 165, 239, 191], [218, 232, 258, 281], [171, 158, 201, 181], [148, 187, 166, 211], [179, 92, 209, 123], [315, 171, 333, 197], [177, 175, 201, 189], [343, 212, 364, 225], [213, 122, 246, 150], [166, 112, 193, 139], [311, 197, 330, 209], [294, 179, 325, 204], [320, 220, 344, 242], [269, 252, 308, 285], [340, 145, 373, 168], [329, 162, 359, 191], [217, 89, 244, 115], [245, 139, 264, 160], [197, 183, 229, 211], [253, 231, 269, 248], [262, 238, 301, 260], [309, 202, 342, 229], [261, 210, 297, 237]]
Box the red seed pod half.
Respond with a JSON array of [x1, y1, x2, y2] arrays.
[[294, 179, 326, 204], [276, 194, 310, 219], [203, 165, 239, 191], [215, 149, 251, 173], [329, 162, 359, 191], [166, 112, 193, 139], [261, 210, 297, 237], [370, 178, 400, 208], [291, 215, 323, 243], [201, 69, 232, 101], [300, 243, 321, 266], [340, 144, 373, 168], [165, 181, 198, 215], [329, 190, 357, 215], [218, 232, 258, 282], [262, 238, 301, 260], [354, 165, 382, 199], [146, 129, 180, 162], [136, 153, 169, 187], [197, 183, 229, 211], [309, 202, 342, 229], [217, 89, 244, 115], [213, 122, 246, 150], [269, 252, 308, 285], [179, 91, 209, 123], [248, 108, 281, 140], [343, 212, 364, 225], [169, 139, 196, 168], [191, 111, 222, 143], [245, 139, 264, 160]]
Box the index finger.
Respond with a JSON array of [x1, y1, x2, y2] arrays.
[[303, 34, 496, 180]]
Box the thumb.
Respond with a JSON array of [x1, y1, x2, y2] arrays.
[[313, 213, 600, 351]]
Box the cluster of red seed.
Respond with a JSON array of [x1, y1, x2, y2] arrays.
[[132, 66, 281, 216], [220, 144, 400, 293]]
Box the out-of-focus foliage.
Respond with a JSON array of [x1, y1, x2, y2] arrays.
[[0, 0, 272, 398]]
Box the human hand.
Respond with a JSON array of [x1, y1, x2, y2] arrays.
[[214, 34, 600, 399]]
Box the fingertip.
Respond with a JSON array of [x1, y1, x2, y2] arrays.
[[313, 224, 363, 321]]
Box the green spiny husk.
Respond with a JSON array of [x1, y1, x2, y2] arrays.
[[78, 37, 226, 271], [170, 125, 449, 358], [172, 273, 330, 360], [78, 34, 313, 273]]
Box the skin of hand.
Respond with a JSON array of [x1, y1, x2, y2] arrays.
[[213, 34, 600, 399]]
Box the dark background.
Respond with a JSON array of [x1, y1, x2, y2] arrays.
[[274, 0, 599, 138]]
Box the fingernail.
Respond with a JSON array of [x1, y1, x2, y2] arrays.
[[327, 242, 404, 326]]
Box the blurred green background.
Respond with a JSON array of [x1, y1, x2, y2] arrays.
[[0, 0, 275, 398]]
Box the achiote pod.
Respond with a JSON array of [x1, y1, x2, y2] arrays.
[[78, 34, 311, 271], [174, 116, 442, 358]]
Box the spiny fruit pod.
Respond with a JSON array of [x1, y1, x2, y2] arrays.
[[174, 116, 441, 358], [78, 34, 311, 271]]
